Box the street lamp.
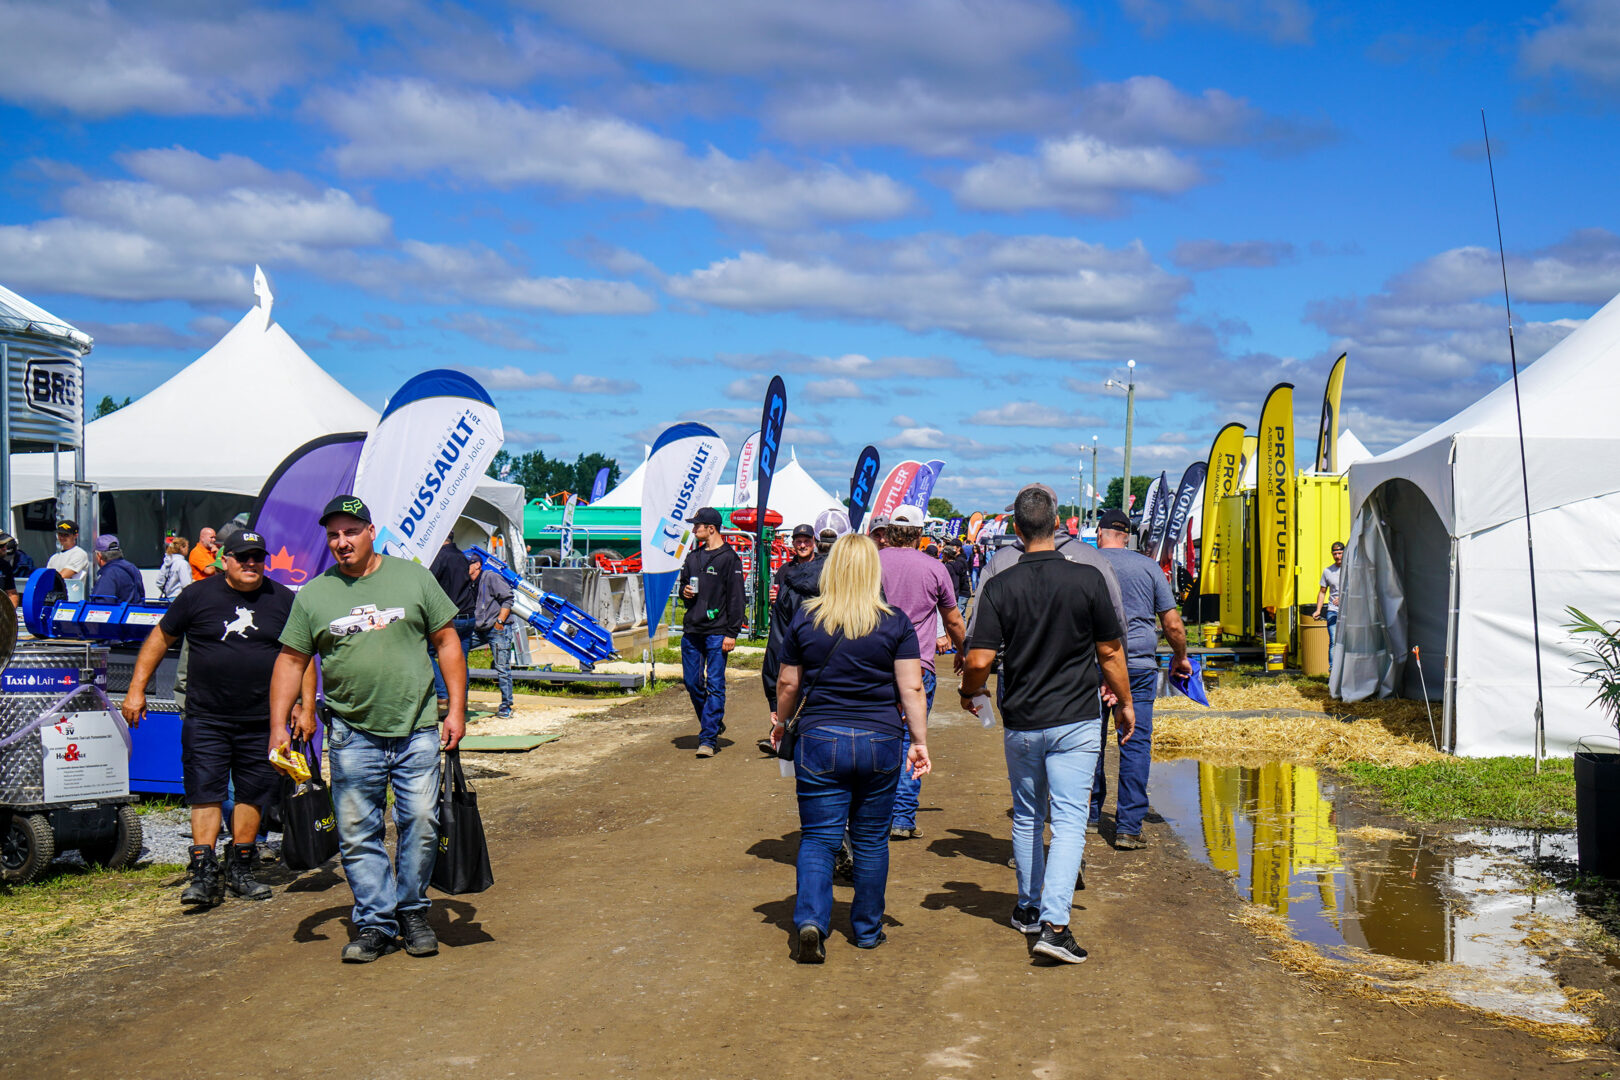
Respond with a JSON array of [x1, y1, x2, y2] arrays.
[[1104, 359, 1137, 515]]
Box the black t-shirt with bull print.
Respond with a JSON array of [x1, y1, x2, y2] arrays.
[[159, 575, 294, 722]]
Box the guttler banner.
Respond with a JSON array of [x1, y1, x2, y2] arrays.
[[1199, 423, 1246, 596], [356, 370, 504, 564], [1258, 383, 1296, 611], [640, 422, 730, 628], [733, 429, 761, 507], [871, 460, 923, 525]]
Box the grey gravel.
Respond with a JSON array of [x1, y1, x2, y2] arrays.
[[47, 805, 283, 871]]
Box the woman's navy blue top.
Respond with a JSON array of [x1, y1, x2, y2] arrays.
[[779, 608, 920, 734]]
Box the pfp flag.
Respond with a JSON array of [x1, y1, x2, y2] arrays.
[[1199, 423, 1246, 596], [756, 377, 787, 554], [356, 370, 504, 564], [1159, 462, 1206, 565], [872, 460, 923, 524], [1315, 352, 1347, 474], [1258, 383, 1296, 611], [640, 423, 730, 628], [590, 466, 611, 503], [847, 445, 881, 532], [251, 432, 367, 587], [734, 429, 761, 507]]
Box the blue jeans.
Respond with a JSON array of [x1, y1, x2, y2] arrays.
[[890, 668, 936, 830], [1325, 609, 1338, 666], [431, 618, 474, 700], [681, 633, 729, 746], [328, 719, 442, 936], [467, 624, 513, 710], [1004, 718, 1102, 928], [1091, 668, 1158, 834], [794, 725, 903, 944]]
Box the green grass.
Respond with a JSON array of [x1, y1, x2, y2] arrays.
[[131, 795, 185, 816], [1338, 756, 1576, 829], [0, 863, 186, 956]]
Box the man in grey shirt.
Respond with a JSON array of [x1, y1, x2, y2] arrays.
[[467, 550, 516, 719], [1091, 509, 1189, 848], [1310, 541, 1345, 661]]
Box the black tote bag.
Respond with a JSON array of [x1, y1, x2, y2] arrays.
[[431, 750, 494, 895], [280, 738, 340, 871]]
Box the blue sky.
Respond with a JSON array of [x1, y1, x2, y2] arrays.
[[2, 0, 1617, 510]]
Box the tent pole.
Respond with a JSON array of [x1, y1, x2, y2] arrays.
[[1442, 536, 1459, 754], [1483, 112, 1546, 772]]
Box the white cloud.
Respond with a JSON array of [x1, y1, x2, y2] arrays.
[[1172, 239, 1296, 270], [1121, 0, 1314, 45], [713, 351, 967, 379], [884, 423, 1005, 458], [803, 378, 866, 401], [456, 364, 639, 395], [954, 134, 1203, 215], [769, 82, 1061, 156], [430, 313, 550, 353], [1523, 0, 1620, 87], [315, 79, 914, 229], [967, 402, 1105, 428]]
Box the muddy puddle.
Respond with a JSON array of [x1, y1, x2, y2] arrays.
[[1150, 757, 1592, 1027]]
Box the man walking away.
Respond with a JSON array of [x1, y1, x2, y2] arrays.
[[90, 535, 145, 604], [1091, 510, 1189, 849], [430, 534, 477, 715], [879, 505, 966, 840], [269, 496, 466, 964], [760, 524, 824, 754], [123, 530, 308, 906], [48, 520, 90, 600], [680, 507, 746, 758], [467, 550, 516, 719], [1311, 542, 1346, 661], [961, 485, 1131, 965]]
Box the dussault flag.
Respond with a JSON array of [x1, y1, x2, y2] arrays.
[[847, 446, 881, 532], [251, 432, 367, 587], [640, 423, 730, 628], [1258, 383, 1296, 611], [1315, 352, 1347, 474], [1199, 423, 1246, 596], [356, 370, 504, 564]]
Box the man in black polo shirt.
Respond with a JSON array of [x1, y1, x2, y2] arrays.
[[121, 530, 313, 907], [960, 485, 1132, 965]]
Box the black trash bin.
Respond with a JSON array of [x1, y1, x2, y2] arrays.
[[1575, 737, 1620, 878]]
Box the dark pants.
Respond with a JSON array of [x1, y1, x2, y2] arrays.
[[794, 725, 903, 944], [431, 618, 475, 700], [1090, 667, 1158, 835], [890, 668, 936, 830], [681, 633, 729, 746]]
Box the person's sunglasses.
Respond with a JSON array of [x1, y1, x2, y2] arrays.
[[228, 551, 267, 563]]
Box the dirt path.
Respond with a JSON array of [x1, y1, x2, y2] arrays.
[[2, 681, 1612, 1080]]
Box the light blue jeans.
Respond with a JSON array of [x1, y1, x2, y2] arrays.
[[328, 718, 442, 936], [1004, 718, 1102, 928]]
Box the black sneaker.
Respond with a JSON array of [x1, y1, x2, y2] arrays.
[[225, 845, 271, 901], [854, 930, 887, 950], [341, 927, 399, 964], [793, 924, 826, 964], [833, 839, 855, 883], [399, 910, 439, 957], [180, 846, 223, 907], [1031, 925, 1088, 965], [1009, 905, 1041, 933]]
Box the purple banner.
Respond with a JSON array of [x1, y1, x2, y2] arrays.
[[903, 458, 946, 510], [590, 466, 610, 503], [250, 432, 367, 588]]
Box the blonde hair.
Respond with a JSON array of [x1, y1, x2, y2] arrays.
[[804, 533, 893, 639]]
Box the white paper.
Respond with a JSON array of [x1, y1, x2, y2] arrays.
[[40, 710, 129, 802]]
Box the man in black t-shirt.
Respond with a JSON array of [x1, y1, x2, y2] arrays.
[[122, 530, 313, 908], [429, 536, 477, 713], [680, 507, 746, 757], [959, 485, 1132, 967]]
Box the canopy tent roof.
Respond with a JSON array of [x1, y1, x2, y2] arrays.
[[1236, 428, 1370, 487], [595, 449, 843, 528], [8, 275, 524, 537], [0, 281, 92, 349]]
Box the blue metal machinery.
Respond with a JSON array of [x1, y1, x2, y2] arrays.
[[468, 547, 617, 670]]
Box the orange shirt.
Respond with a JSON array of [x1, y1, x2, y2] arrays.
[[189, 544, 218, 581]]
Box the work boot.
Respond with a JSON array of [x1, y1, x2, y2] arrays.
[[225, 844, 271, 901], [181, 845, 223, 907], [341, 927, 398, 964], [398, 910, 439, 957]]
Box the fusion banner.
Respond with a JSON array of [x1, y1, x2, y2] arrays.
[[871, 460, 923, 525], [847, 445, 881, 532], [1258, 383, 1296, 611], [1314, 352, 1347, 474], [1199, 423, 1247, 596], [250, 432, 367, 587], [356, 370, 504, 564], [1136, 475, 1162, 550], [733, 429, 761, 507], [1143, 472, 1171, 553], [590, 465, 611, 503], [1159, 462, 1206, 565], [966, 511, 984, 541], [756, 377, 787, 554], [640, 422, 731, 628], [560, 493, 578, 559]]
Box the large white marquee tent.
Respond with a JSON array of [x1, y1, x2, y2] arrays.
[[1330, 289, 1620, 757], [596, 448, 844, 529]]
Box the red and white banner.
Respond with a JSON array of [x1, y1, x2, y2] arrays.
[[734, 429, 761, 507], [869, 460, 922, 526]]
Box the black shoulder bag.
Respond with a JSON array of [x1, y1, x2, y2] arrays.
[[776, 630, 845, 760]]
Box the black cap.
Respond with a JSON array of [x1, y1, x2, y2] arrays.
[[692, 507, 722, 527], [1331, 541, 1345, 552], [791, 523, 815, 539], [56, 519, 78, 534], [224, 530, 269, 557], [320, 495, 372, 525], [1098, 509, 1132, 531]]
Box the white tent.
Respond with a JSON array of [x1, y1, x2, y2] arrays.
[[595, 447, 843, 529], [9, 274, 526, 567], [1331, 290, 1620, 757]]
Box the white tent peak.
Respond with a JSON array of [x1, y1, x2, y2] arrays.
[[252, 264, 273, 326]]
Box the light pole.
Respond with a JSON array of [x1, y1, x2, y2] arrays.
[[1104, 359, 1137, 514], [1090, 435, 1099, 524]]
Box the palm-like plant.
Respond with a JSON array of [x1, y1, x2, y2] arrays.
[[1567, 606, 1620, 730]]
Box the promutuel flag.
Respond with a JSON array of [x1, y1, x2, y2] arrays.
[[756, 377, 787, 554], [640, 422, 730, 628], [733, 429, 761, 507], [1258, 383, 1296, 611], [357, 370, 504, 563], [1159, 462, 1206, 566], [251, 432, 367, 587], [871, 460, 922, 525], [1199, 423, 1246, 596], [1314, 352, 1347, 474], [847, 445, 881, 531]]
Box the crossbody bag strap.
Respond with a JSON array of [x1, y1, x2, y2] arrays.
[[789, 629, 847, 724]]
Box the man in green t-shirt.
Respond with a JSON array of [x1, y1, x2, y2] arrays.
[[269, 495, 467, 964]]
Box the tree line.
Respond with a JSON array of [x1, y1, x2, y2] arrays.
[[487, 450, 621, 503]]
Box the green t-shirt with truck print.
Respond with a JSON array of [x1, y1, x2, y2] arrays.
[[279, 555, 460, 738]]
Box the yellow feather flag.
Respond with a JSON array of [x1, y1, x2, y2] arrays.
[[1314, 353, 1347, 473], [1258, 383, 1296, 611], [1199, 422, 1247, 596]]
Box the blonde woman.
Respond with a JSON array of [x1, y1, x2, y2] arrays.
[[156, 536, 191, 598], [772, 533, 930, 963]]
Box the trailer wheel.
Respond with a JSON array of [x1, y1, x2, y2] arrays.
[[534, 546, 564, 568], [1, 813, 56, 885], [82, 805, 144, 870], [593, 548, 625, 562]]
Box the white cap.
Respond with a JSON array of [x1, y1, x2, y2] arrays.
[[890, 504, 925, 527]]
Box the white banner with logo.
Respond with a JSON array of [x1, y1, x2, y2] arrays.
[[640, 423, 730, 627], [734, 429, 761, 507]]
